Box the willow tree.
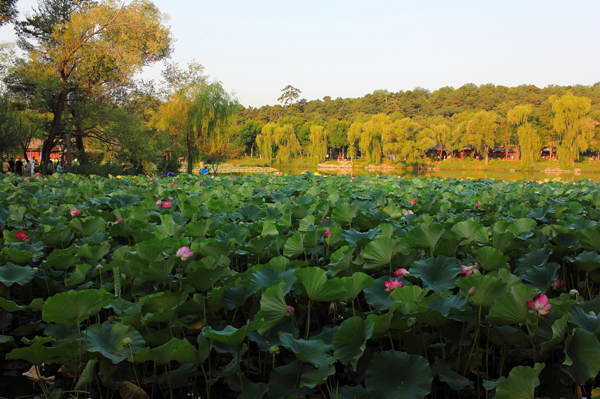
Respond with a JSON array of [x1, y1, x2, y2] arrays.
[[551, 93, 592, 168], [274, 124, 301, 164], [508, 104, 539, 169], [465, 110, 499, 164], [12, 0, 171, 172], [256, 123, 276, 162], [347, 122, 363, 160], [188, 82, 238, 173], [308, 125, 328, 163]]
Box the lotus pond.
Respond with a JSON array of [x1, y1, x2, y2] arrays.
[[1, 173, 600, 398]]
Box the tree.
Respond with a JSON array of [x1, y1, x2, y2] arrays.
[[551, 93, 592, 168], [273, 124, 301, 164], [278, 85, 301, 107], [12, 0, 171, 172], [465, 110, 500, 164], [308, 124, 328, 163], [508, 104, 539, 169], [256, 122, 276, 162], [236, 120, 262, 157], [0, 0, 17, 25], [188, 82, 238, 173]]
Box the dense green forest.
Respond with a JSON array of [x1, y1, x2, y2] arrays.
[[234, 84, 600, 169], [0, 0, 599, 173]]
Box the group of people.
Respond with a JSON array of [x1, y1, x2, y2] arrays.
[[1, 157, 63, 175]]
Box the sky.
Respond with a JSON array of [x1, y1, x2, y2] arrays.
[[1, 0, 599, 107]]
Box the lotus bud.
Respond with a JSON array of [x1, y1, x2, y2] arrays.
[[96, 264, 103, 271], [468, 286, 476, 296], [32, 267, 39, 273], [269, 345, 280, 354], [121, 337, 132, 346], [570, 289, 580, 297]]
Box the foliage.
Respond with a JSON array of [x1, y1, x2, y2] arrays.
[[0, 173, 600, 397], [0, 0, 16, 24], [277, 84, 302, 107]]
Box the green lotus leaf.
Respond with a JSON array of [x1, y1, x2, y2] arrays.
[[477, 246, 509, 271], [300, 362, 335, 389], [572, 251, 600, 272], [279, 332, 333, 369], [269, 360, 310, 399], [432, 359, 473, 390], [66, 263, 92, 286], [0, 335, 14, 344], [85, 322, 145, 364], [411, 256, 461, 292], [296, 267, 347, 302], [327, 245, 354, 276], [563, 328, 600, 384], [363, 276, 395, 311], [42, 289, 112, 325], [333, 316, 374, 371], [283, 232, 305, 258], [238, 382, 268, 399], [406, 222, 445, 255], [365, 350, 432, 399], [451, 219, 488, 245], [390, 285, 426, 313], [506, 218, 537, 236], [541, 313, 568, 354], [255, 281, 288, 335], [0, 297, 24, 312], [203, 324, 249, 347], [488, 283, 536, 325], [360, 236, 397, 270], [2, 247, 33, 265], [261, 221, 279, 237], [0, 264, 34, 287], [342, 227, 381, 247], [579, 227, 600, 251], [69, 217, 106, 237], [6, 336, 79, 365], [74, 359, 98, 391], [338, 272, 374, 301], [332, 202, 359, 225], [78, 242, 110, 262], [515, 248, 551, 270], [134, 337, 198, 364], [455, 274, 506, 308], [45, 247, 80, 270], [494, 363, 544, 399], [568, 306, 600, 333]]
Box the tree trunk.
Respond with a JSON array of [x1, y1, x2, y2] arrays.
[[41, 90, 68, 174], [75, 134, 88, 164], [484, 146, 489, 165]]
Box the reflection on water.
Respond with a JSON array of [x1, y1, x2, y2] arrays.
[[273, 166, 600, 182]]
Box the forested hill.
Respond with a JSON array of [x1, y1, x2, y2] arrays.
[[237, 83, 600, 123]]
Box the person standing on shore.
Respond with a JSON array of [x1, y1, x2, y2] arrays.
[[15, 158, 23, 175], [2, 158, 9, 173], [8, 157, 15, 172]]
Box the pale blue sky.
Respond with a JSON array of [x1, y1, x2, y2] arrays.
[[1, 0, 599, 107]]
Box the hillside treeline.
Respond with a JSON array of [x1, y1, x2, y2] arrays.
[[232, 84, 600, 168]]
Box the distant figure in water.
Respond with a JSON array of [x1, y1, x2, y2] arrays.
[[201, 167, 209, 175]]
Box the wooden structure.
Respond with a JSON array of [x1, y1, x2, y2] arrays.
[[24, 139, 61, 162]]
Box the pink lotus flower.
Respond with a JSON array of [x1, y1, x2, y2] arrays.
[[176, 246, 194, 261], [199, 180, 204, 183], [172, 183, 178, 187], [410, 199, 417, 206], [405, 210, 414, 216], [384, 279, 403, 292], [161, 201, 172, 209], [71, 209, 80, 217], [322, 217, 328, 221], [35, 172, 40, 176], [461, 264, 480, 277], [552, 279, 563, 291], [527, 294, 551, 316], [323, 228, 331, 238], [156, 199, 162, 206], [115, 217, 124, 223], [16, 232, 28, 241], [285, 305, 294, 317], [468, 286, 477, 296], [24, 177, 29, 182], [475, 201, 482, 208], [394, 268, 410, 277], [148, 177, 153, 182]]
